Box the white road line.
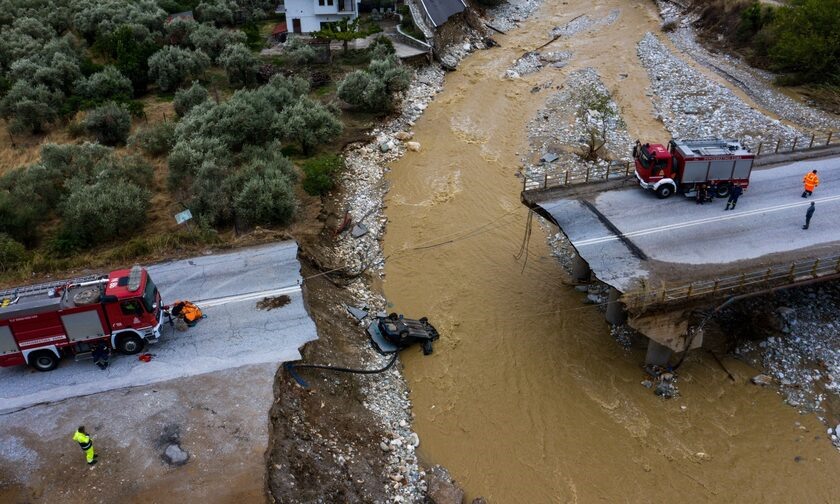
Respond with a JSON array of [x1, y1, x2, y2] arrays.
[[196, 285, 302, 308], [576, 194, 840, 247]]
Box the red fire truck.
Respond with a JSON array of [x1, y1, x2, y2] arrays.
[[633, 138, 755, 199], [0, 266, 163, 372]]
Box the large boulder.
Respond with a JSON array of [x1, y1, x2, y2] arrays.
[[426, 465, 464, 504]]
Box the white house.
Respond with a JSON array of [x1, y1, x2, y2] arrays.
[[279, 0, 361, 34]]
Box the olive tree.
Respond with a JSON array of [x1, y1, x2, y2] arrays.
[[0, 233, 26, 272], [278, 97, 343, 154], [83, 102, 132, 145], [60, 178, 150, 245], [0, 81, 62, 134], [164, 16, 198, 46], [74, 66, 133, 101], [219, 43, 258, 87], [195, 0, 234, 26], [174, 81, 209, 116], [234, 168, 296, 225], [148, 46, 210, 91], [189, 23, 246, 61]]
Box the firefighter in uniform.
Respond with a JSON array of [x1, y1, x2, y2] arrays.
[[73, 426, 97, 465], [802, 169, 819, 198]]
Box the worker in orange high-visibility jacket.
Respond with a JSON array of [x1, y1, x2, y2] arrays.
[[73, 426, 97, 465], [802, 169, 820, 198]]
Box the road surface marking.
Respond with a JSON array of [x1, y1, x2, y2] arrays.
[[574, 194, 840, 247], [196, 285, 302, 308]]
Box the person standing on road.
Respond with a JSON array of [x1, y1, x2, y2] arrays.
[[725, 185, 744, 210], [92, 342, 110, 370], [803, 202, 816, 230], [73, 426, 97, 465], [696, 184, 707, 205], [802, 169, 819, 198]]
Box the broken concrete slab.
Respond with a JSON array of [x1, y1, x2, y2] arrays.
[[541, 152, 559, 163], [164, 444, 189, 465], [346, 305, 369, 321], [351, 223, 369, 238]]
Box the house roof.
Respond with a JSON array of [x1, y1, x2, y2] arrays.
[[419, 0, 465, 27], [165, 11, 194, 23], [272, 22, 288, 35]]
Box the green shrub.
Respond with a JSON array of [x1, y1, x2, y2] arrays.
[[133, 122, 176, 156], [195, 0, 234, 26], [83, 102, 132, 145], [174, 80, 209, 116], [767, 0, 840, 85], [60, 178, 151, 246], [0, 233, 27, 272], [302, 154, 343, 196]]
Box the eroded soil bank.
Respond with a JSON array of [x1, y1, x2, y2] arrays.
[[382, 0, 840, 502]]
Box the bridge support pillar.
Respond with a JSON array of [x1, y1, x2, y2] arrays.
[[571, 254, 591, 283], [605, 287, 626, 325], [645, 339, 673, 367]]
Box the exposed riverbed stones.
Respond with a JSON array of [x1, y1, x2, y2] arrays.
[[636, 33, 802, 148]]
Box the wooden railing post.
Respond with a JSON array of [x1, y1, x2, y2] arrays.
[[738, 272, 746, 288], [625, 161, 631, 176], [585, 166, 591, 182], [543, 173, 548, 189], [756, 142, 763, 155], [686, 283, 693, 297], [712, 279, 720, 294], [808, 134, 815, 149], [775, 139, 782, 153], [789, 263, 796, 281], [792, 137, 799, 151], [764, 268, 771, 283], [564, 170, 569, 185], [812, 258, 820, 277], [828, 132, 833, 146]]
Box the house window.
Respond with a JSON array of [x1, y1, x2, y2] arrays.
[[327, 0, 333, 5], [319, 0, 324, 5]]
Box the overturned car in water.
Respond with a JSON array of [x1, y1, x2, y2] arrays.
[[367, 313, 440, 355]]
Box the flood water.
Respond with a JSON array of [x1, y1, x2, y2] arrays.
[[382, 0, 839, 501]]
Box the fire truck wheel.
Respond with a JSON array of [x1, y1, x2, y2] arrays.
[[714, 184, 730, 198], [29, 350, 59, 372], [117, 333, 145, 355], [655, 184, 674, 199]]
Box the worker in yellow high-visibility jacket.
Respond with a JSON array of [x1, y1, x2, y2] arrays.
[[73, 426, 97, 465]]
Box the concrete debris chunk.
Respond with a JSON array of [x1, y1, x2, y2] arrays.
[[163, 444, 189, 466], [351, 223, 369, 238], [751, 374, 774, 386], [346, 305, 369, 321], [541, 152, 559, 163]]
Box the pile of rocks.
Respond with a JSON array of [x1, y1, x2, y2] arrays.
[[656, 1, 840, 133], [733, 283, 840, 420], [488, 0, 545, 32], [524, 67, 633, 182], [637, 33, 803, 148], [549, 9, 620, 38]]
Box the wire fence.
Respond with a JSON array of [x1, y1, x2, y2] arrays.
[[620, 253, 840, 310], [522, 132, 837, 192]]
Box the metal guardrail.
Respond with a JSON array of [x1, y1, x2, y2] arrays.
[[755, 131, 834, 155], [523, 160, 633, 191], [621, 254, 840, 309], [523, 132, 837, 192]]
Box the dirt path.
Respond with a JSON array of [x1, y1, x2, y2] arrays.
[[381, 0, 840, 502]]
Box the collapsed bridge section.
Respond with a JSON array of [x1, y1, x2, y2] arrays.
[[522, 155, 840, 365]]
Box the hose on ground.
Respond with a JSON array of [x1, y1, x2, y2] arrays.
[[284, 351, 400, 388]]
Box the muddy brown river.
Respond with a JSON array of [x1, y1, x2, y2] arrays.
[[382, 0, 838, 501]]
